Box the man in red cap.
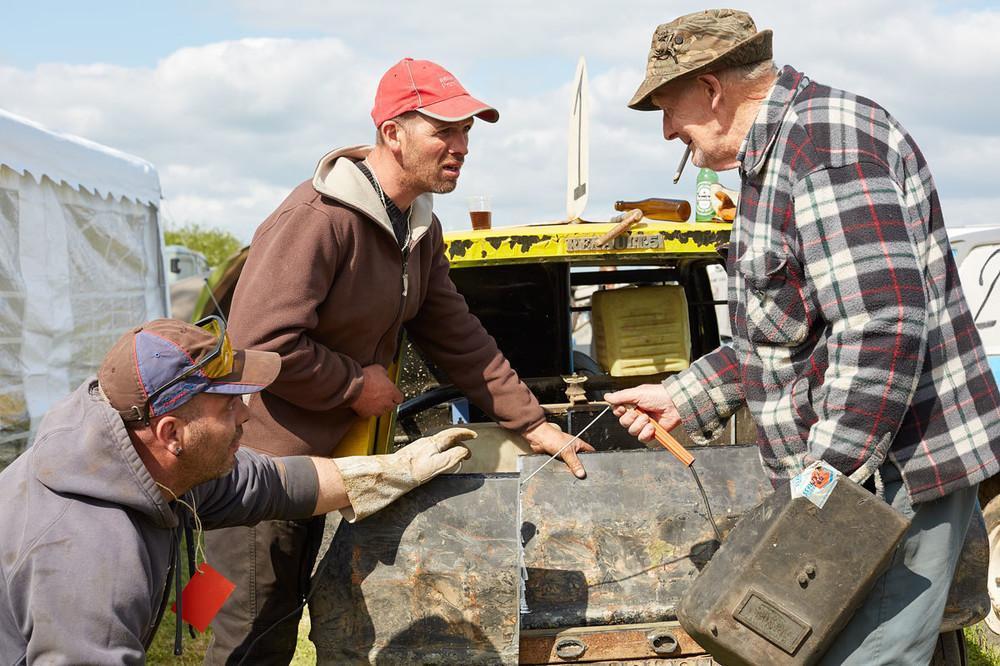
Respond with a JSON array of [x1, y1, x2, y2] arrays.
[[0, 317, 474, 662], [204, 58, 593, 663]]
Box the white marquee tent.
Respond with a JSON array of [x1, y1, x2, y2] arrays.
[[0, 108, 167, 464]]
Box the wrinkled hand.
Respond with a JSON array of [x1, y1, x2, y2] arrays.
[[398, 427, 476, 484], [522, 422, 595, 479], [350, 365, 404, 418], [604, 385, 681, 443]]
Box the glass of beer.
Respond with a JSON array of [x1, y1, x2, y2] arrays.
[[468, 195, 492, 230]]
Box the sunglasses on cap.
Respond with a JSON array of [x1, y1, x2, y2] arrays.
[[134, 315, 234, 424]]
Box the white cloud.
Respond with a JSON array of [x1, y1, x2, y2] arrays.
[[0, 2, 997, 241], [0, 38, 380, 239]]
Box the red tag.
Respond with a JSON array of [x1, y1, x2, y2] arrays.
[[170, 563, 236, 632]]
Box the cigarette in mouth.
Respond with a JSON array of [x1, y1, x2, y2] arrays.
[[673, 145, 691, 185]]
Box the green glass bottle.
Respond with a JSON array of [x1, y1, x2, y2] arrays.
[[695, 167, 719, 222]]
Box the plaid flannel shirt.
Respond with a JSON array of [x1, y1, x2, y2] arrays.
[[664, 66, 1000, 503]]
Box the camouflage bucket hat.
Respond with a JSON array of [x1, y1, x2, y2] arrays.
[[628, 8, 772, 111]]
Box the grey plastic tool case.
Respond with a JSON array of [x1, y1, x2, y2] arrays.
[[677, 474, 910, 665]]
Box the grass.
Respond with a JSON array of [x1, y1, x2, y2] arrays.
[[147, 610, 316, 664], [146, 622, 212, 665], [146, 550, 315, 665], [966, 623, 1000, 666], [145, 547, 211, 665]]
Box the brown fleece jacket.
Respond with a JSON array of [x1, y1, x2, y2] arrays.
[[228, 145, 545, 457]]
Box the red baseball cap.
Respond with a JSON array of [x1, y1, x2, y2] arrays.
[[371, 58, 499, 128]]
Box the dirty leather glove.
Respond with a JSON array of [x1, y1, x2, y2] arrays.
[[335, 427, 476, 522]]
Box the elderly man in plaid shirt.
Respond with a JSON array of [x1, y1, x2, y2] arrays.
[[606, 8, 1000, 664]]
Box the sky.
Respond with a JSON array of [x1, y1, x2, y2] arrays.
[[2, 1, 999, 242]]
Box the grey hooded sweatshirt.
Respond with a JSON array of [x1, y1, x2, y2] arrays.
[[0, 380, 319, 664]]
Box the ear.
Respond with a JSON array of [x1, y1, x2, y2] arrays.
[[152, 415, 184, 455], [380, 120, 405, 153], [697, 74, 725, 113]]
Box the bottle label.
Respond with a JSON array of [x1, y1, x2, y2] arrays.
[[696, 183, 713, 219]]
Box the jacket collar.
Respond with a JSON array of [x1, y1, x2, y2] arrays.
[[737, 65, 809, 178], [31, 380, 178, 529], [311, 145, 434, 246]]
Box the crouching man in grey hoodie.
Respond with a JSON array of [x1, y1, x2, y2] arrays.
[[0, 317, 473, 664]]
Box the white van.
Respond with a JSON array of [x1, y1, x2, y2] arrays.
[[950, 225, 1000, 380], [163, 245, 212, 321], [949, 224, 1000, 636], [164, 244, 210, 284]]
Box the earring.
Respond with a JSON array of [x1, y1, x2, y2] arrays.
[[172, 446, 183, 456]]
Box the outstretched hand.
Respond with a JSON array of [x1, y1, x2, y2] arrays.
[[522, 421, 596, 479], [403, 427, 477, 484], [604, 384, 681, 443], [328, 427, 477, 522]]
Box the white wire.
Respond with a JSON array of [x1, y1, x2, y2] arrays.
[[157, 481, 207, 574], [519, 404, 611, 486]]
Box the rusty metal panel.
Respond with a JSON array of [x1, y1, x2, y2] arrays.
[[519, 446, 772, 630], [576, 658, 716, 665], [520, 621, 707, 664], [309, 474, 522, 665]]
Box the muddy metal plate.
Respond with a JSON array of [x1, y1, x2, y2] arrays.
[[519, 446, 772, 630], [309, 475, 521, 665], [308, 447, 770, 663]]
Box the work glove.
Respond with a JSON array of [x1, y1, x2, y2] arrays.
[[335, 427, 476, 522]]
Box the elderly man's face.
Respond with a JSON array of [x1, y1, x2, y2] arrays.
[[396, 114, 473, 195], [652, 77, 737, 171]]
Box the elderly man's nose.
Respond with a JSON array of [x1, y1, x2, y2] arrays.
[[662, 115, 678, 141]]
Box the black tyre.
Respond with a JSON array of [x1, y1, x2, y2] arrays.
[[572, 350, 604, 376]]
